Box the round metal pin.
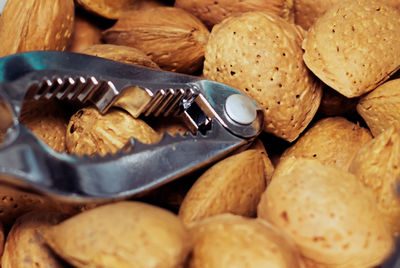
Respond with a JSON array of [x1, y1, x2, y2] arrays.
[[225, 94, 257, 125]]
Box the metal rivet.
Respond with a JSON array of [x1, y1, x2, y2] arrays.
[[225, 94, 257, 125]]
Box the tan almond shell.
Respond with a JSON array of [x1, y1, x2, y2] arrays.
[[0, 185, 79, 229], [82, 44, 160, 69], [357, 78, 400, 137], [203, 11, 322, 142], [44, 201, 191, 268], [349, 127, 400, 236], [249, 139, 275, 185], [68, 13, 102, 53], [257, 157, 393, 268], [0, 0, 74, 57], [66, 106, 161, 156], [178, 150, 266, 225], [174, 0, 294, 28], [302, 0, 400, 98], [280, 117, 372, 171], [75, 0, 138, 19], [187, 214, 304, 268], [1, 210, 68, 268], [295, 0, 400, 30], [19, 100, 70, 153], [102, 7, 210, 74]]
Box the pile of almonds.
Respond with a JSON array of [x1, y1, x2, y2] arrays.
[[0, 0, 400, 267]]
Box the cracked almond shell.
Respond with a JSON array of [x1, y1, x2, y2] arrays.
[[66, 106, 161, 156], [187, 214, 303, 268], [349, 127, 400, 236], [102, 7, 210, 74], [174, 0, 294, 28], [281, 117, 372, 170], [357, 78, 400, 137], [0, 0, 74, 57], [45, 201, 191, 268], [302, 0, 400, 98], [257, 157, 393, 267], [203, 11, 322, 141]]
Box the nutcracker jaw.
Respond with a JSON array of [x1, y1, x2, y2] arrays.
[[0, 51, 263, 201]]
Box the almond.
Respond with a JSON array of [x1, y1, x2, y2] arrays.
[[187, 214, 303, 268], [280, 117, 372, 170], [0, 0, 74, 57], [178, 150, 267, 225], [174, 0, 294, 28], [1, 210, 68, 268], [203, 11, 322, 141], [295, 0, 400, 30], [302, 0, 400, 98], [45, 201, 191, 268], [349, 127, 400, 236], [357, 78, 400, 137], [249, 139, 275, 185], [102, 7, 210, 74], [81, 44, 160, 69], [258, 157, 394, 267], [66, 106, 161, 156]]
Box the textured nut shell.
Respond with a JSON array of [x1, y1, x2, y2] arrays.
[[45, 201, 191, 268], [82, 44, 160, 69], [188, 214, 303, 268], [249, 139, 275, 185], [1, 211, 67, 268], [257, 157, 393, 267], [19, 100, 70, 153], [69, 14, 101, 53], [295, 0, 400, 30], [349, 127, 400, 236], [75, 0, 137, 19], [0, 0, 74, 57], [203, 12, 322, 141], [281, 117, 372, 170], [357, 79, 400, 137], [178, 150, 266, 225], [0, 185, 79, 228], [302, 0, 400, 98], [66, 107, 161, 156], [102, 7, 210, 74], [174, 0, 294, 28]]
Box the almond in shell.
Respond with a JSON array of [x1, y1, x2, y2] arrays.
[[81, 44, 160, 69], [0, 0, 74, 57], [102, 7, 210, 74], [178, 149, 267, 225], [203, 11, 322, 141], [302, 0, 400, 98], [349, 127, 400, 236], [187, 214, 304, 268], [280, 117, 372, 171], [174, 0, 294, 28], [45, 201, 192, 268], [1, 210, 68, 268], [68, 13, 102, 53], [258, 157, 394, 267], [357, 78, 400, 137]]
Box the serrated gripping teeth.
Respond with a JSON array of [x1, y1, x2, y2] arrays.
[[30, 76, 118, 112], [144, 87, 196, 117]]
